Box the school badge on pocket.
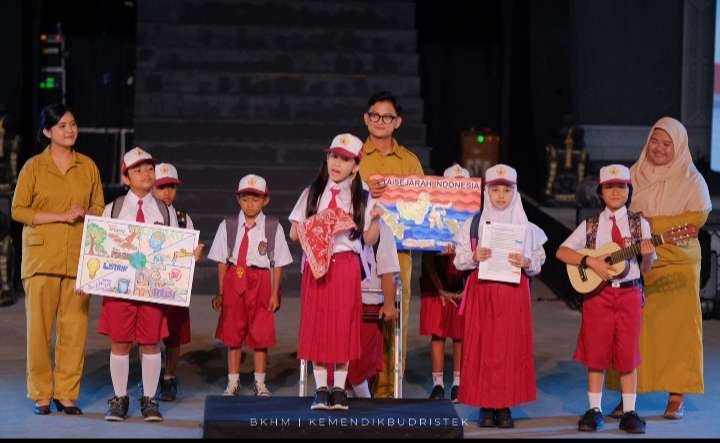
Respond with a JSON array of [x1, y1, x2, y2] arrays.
[[258, 241, 268, 256]]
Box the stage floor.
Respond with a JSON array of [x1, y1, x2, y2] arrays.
[[1, 281, 719, 438]]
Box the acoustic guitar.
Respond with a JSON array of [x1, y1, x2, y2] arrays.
[[566, 224, 698, 294]]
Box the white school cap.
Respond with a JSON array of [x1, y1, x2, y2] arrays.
[[237, 174, 268, 196], [484, 164, 517, 186], [154, 163, 181, 186], [599, 164, 631, 185], [326, 133, 363, 159]]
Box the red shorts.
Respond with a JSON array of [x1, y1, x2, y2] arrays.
[[97, 297, 169, 345], [419, 292, 464, 339], [574, 284, 643, 372], [348, 304, 385, 385], [163, 305, 191, 347], [215, 266, 276, 349]]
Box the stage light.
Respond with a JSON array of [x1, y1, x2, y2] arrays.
[[476, 135, 485, 144]]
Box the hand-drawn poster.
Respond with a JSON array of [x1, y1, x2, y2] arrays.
[[375, 175, 483, 251], [75, 215, 199, 307]]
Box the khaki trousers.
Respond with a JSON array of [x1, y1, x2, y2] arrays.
[[374, 251, 412, 398], [24, 275, 89, 401]]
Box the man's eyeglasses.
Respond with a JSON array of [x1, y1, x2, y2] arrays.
[[366, 112, 398, 124]]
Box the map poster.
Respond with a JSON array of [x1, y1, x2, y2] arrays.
[[374, 175, 483, 251], [75, 215, 200, 307]]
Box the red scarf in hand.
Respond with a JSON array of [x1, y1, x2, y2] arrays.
[[297, 207, 357, 279]]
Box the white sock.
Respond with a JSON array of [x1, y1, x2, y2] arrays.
[[142, 352, 162, 398], [163, 374, 175, 381], [352, 380, 371, 398], [588, 392, 602, 411], [254, 372, 266, 384], [453, 371, 460, 387], [228, 373, 240, 384], [312, 363, 328, 389], [110, 353, 130, 397], [622, 393, 637, 412], [432, 372, 444, 387], [333, 362, 349, 389]]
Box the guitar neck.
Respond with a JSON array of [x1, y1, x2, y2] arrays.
[[607, 234, 663, 264]]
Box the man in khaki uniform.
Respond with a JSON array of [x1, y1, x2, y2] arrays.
[[12, 105, 105, 414], [359, 91, 424, 398]]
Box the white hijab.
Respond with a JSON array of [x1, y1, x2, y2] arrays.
[[477, 181, 547, 255]]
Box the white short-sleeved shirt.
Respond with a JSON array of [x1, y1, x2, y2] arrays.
[[288, 176, 376, 254], [168, 204, 194, 230], [102, 190, 169, 225], [453, 217, 547, 276], [361, 222, 400, 304], [207, 211, 293, 269], [560, 206, 655, 283]]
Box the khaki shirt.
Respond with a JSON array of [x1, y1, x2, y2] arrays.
[[359, 137, 424, 181], [12, 148, 105, 278]]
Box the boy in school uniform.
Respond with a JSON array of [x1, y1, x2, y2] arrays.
[[208, 174, 293, 397], [347, 220, 399, 398], [152, 162, 204, 401], [556, 164, 656, 434], [99, 147, 172, 422]]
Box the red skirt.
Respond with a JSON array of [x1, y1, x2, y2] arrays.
[[298, 251, 362, 363], [215, 266, 276, 349], [419, 292, 464, 339], [348, 304, 385, 385], [458, 272, 536, 408], [163, 306, 191, 347]]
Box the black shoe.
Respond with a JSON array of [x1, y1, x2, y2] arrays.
[[608, 400, 623, 419], [33, 402, 51, 415], [104, 395, 129, 421], [619, 411, 646, 434], [329, 387, 349, 411], [429, 384, 445, 400], [450, 385, 460, 403], [158, 377, 178, 402], [479, 408, 496, 427], [495, 408, 514, 428], [53, 399, 83, 415], [140, 396, 163, 422], [578, 407, 604, 432], [310, 387, 331, 410]]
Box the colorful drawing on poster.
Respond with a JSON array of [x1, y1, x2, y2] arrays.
[[75, 215, 199, 307], [373, 175, 483, 251]]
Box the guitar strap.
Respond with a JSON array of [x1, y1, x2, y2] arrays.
[[584, 214, 600, 249]]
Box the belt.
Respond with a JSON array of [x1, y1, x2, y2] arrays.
[[609, 279, 641, 289]]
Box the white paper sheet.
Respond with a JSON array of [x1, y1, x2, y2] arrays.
[[477, 221, 526, 284]]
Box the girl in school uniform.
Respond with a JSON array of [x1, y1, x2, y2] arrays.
[[453, 164, 547, 429], [289, 133, 381, 411], [420, 164, 471, 402]]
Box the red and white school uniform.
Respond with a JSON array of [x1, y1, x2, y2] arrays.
[[207, 211, 293, 349], [453, 164, 547, 408], [97, 191, 169, 345], [163, 207, 194, 348], [348, 222, 400, 386], [419, 253, 466, 340], [561, 205, 654, 373], [289, 176, 377, 363]]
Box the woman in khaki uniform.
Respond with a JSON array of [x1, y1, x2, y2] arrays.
[[11, 104, 105, 415], [607, 117, 711, 420]]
